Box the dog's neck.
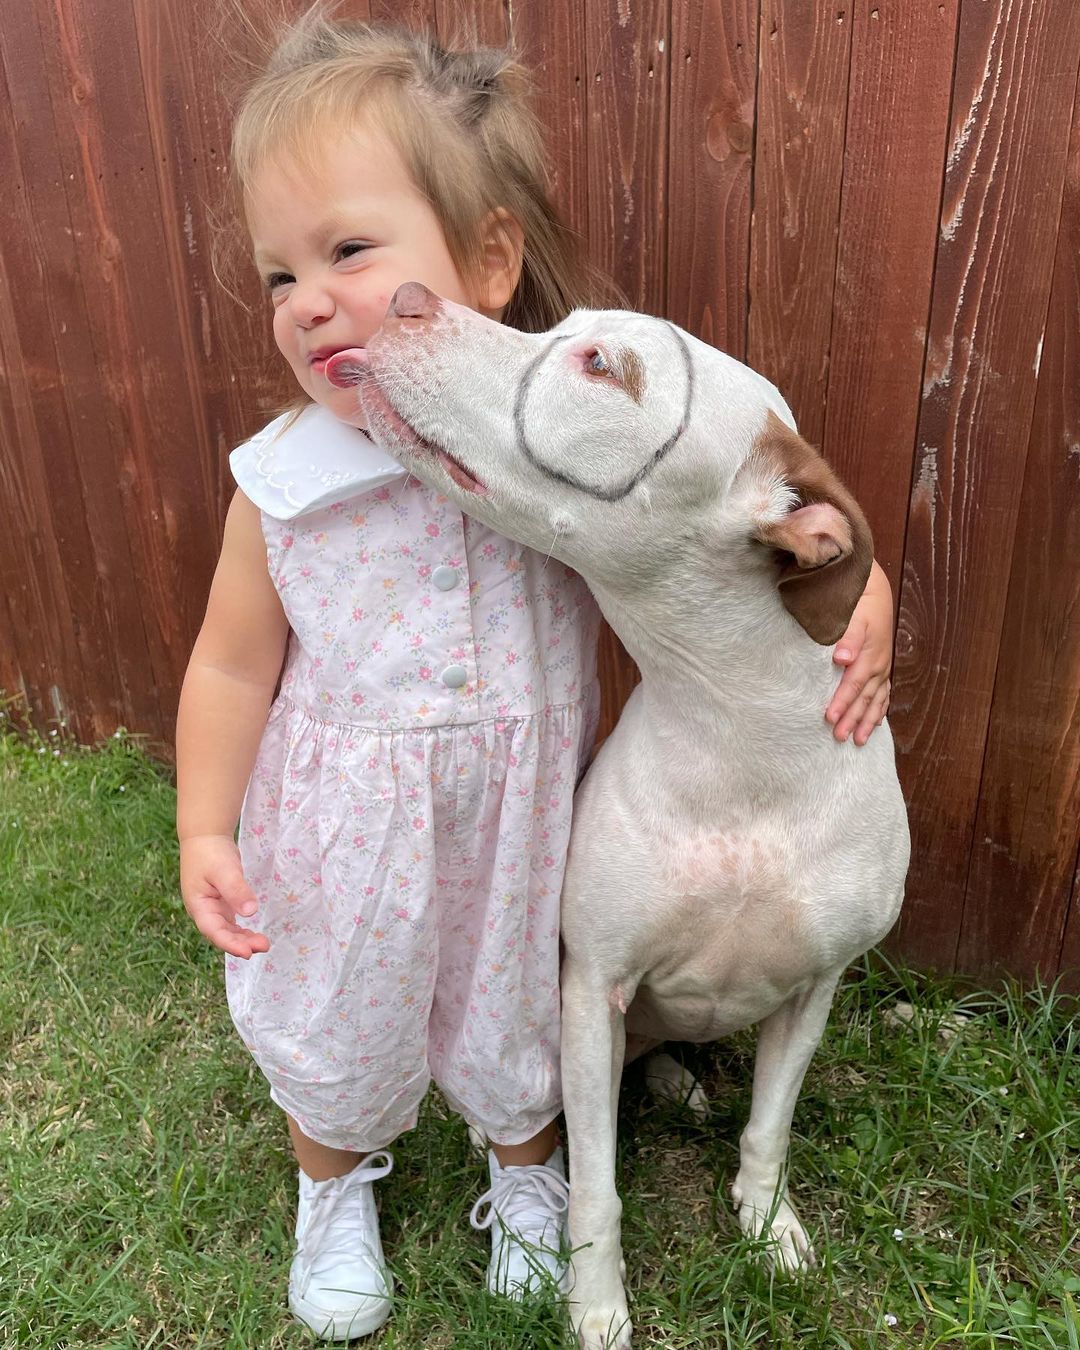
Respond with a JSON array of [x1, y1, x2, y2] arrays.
[[590, 570, 838, 767]]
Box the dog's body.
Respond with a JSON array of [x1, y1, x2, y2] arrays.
[[327, 286, 910, 1348]]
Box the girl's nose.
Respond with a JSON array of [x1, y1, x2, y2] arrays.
[[289, 281, 335, 328]]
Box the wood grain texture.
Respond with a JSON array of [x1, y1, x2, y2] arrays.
[[889, 0, 1080, 971], [510, 1, 589, 240], [954, 80, 1080, 982], [823, 0, 959, 592], [667, 0, 757, 355], [585, 0, 669, 314], [746, 0, 851, 445], [0, 2, 152, 740]]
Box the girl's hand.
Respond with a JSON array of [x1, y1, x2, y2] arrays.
[[825, 560, 893, 746], [180, 834, 269, 958]]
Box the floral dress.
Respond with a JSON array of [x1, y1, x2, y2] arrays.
[[225, 405, 601, 1150]]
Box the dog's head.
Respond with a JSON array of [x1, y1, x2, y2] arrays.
[[327, 283, 872, 645]]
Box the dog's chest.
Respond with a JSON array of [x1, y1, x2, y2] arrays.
[[624, 829, 826, 1040]]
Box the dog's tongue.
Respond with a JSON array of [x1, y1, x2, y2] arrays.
[[325, 348, 370, 387]]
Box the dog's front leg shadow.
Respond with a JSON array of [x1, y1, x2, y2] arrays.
[[561, 956, 633, 1350], [731, 972, 841, 1273]]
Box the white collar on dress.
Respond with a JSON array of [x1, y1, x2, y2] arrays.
[[229, 404, 407, 520]]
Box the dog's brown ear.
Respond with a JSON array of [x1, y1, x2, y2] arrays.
[[749, 411, 874, 644]]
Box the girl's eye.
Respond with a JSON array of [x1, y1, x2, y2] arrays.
[[336, 241, 370, 262], [265, 271, 294, 291]]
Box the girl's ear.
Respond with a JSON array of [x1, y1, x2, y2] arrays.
[[476, 208, 525, 314]]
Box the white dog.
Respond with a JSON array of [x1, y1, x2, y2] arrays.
[[327, 285, 910, 1349]]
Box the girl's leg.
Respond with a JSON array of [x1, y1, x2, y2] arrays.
[[287, 1114, 371, 1180], [490, 1119, 559, 1168]]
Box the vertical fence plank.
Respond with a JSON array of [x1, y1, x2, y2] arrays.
[[823, 0, 959, 591], [955, 82, 1080, 982], [745, 0, 850, 445], [0, 3, 155, 740], [890, 0, 1080, 971], [510, 3, 589, 241], [585, 1, 670, 314], [667, 0, 757, 355]]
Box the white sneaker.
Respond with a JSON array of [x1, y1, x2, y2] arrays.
[[289, 1152, 394, 1340], [469, 1147, 569, 1298]]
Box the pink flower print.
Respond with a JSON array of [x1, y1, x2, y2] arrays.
[[426, 523, 441, 537], [419, 667, 432, 680], [548, 635, 561, 648], [352, 912, 365, 926], [284, 799, 299, 813], [368, 995, 381, 1008], [508, 753, 519, 769], [286, 847, 300, 860], [412, 815, 425, 831], [400, 544, 412, 556], [282, 534, 294, 548], [418, 564, 432, 578], [504, 650, 519, 667], [395, 907, 410, 921], [409, 634, 423, 648], [375, 487, 391, 501], [276, 572, 289, 588], [311, 872, 322, 885], [524, 683, 535, 697], [352, 607, 365, 622], [353, 834, 367, 848], [544, 855, 555, 869], [300, 566, 313, 580], [251, 823, 265, 838], [371, 640, 383, 654], [351, 692, 366, 707]]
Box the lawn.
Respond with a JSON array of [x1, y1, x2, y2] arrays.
[[1, 715, 1077, 1349]]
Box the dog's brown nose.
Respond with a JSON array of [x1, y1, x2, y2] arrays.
[[390, 282, 442, 321]]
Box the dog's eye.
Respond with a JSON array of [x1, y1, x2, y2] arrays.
[[586, 349, 612, 376]]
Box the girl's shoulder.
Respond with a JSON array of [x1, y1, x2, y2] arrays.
[[230, 404, 406, 521]]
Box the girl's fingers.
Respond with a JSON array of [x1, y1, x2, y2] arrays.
[[853, 684, 891, 745], [834, 683, 877, 742], [195, 898, 269, 956], [826, 671, 866, 725]]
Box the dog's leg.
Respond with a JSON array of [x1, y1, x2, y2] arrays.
[[643, 1050, 709, 1119], [731, 972, 840, 1272], [562, 956, 632, 1350]]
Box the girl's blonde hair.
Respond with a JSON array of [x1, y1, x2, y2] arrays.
[[229, 9, 617, 332]]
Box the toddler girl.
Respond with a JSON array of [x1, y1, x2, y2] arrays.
[[176, 14, 895, 1342]]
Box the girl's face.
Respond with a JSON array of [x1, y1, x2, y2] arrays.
[[247, 124, 496, 428]]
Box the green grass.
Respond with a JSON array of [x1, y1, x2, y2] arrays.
[[0, 714, 1077, 1349]]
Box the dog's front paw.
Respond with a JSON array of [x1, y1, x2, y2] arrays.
[[574, 1302, 633, 1350], [733, 1187, 816, 1273]]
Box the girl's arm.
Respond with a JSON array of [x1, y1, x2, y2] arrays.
[[825, 558, 893, 746], [176, 489, 290, 957]]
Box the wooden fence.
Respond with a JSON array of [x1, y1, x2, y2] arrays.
[[1, 0, 1077, 988]]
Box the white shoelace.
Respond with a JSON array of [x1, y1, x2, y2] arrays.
[[295, 1151, 394, 1298], [469, 1160, 569, 1243]]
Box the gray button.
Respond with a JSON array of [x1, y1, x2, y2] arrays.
[[440, 664, 468, 689], [432, 565, 459, 591]]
